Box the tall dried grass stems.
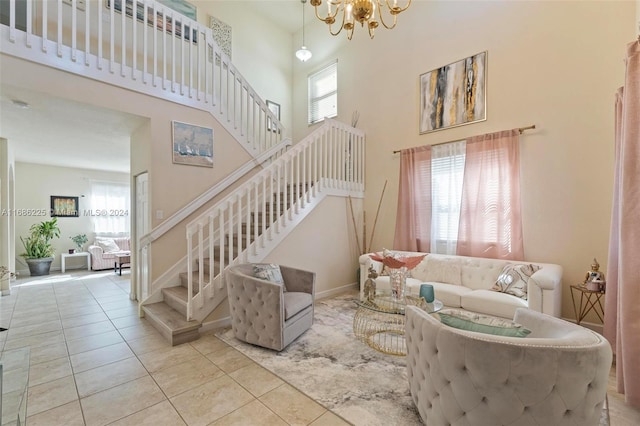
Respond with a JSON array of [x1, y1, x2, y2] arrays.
[[349, 179, 387, 255]]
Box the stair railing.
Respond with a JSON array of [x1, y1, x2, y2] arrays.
[[1, 0, 293, 305], [136, 139, 291, 302], [0, 0, 284, 156], [184, 118, 365, 320]]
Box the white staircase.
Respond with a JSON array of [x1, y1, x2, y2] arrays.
[[141, 118, 365, 344], [0, 0, 366, 345]]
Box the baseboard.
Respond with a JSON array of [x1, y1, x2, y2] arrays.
[[316, 282, 358, 300], [200, 316, 232, 334], [562, 316, 604, 335]]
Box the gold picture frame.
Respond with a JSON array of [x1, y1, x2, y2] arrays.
[[419, 51, 487, 134]]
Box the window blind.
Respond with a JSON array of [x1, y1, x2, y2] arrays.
[[308, 61, 338, 125], [430, 141, 466, 254]]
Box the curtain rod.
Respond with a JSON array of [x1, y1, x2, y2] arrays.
[[392, 125, 536, 154]]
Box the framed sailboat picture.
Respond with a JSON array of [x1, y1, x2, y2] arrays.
[[172, 121, 214, 168]]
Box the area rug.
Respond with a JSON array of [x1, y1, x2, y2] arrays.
[[216, 291, 610, 426]]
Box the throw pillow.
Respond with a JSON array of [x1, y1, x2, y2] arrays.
[[253, 264, 286, 291], [438, 309, 531, 338], [492, 263, 542, 300], [95, 238, 120, 253], [413, 256, 462, 285]]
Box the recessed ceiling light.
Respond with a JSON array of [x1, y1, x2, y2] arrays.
[[11, 99, 30, 109]]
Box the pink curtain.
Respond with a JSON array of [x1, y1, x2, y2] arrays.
[[393, 146, 432, 251], [604, 40, 640, 407], [456, 129, 524, 260]]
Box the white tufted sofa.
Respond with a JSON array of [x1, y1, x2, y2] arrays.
[[405, 306, 612, 426], [225, 263, 315, 351], [359, 252, 563, 319]]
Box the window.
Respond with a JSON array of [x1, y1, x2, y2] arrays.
[[308, 61, 337, 125], [430, 141, 466, 254], [395, 130, 523, 260], [90, 181, 130, 235]]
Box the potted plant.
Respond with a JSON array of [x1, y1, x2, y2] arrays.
[[70, 233, 88, 253], [20, 217, 61, 276]]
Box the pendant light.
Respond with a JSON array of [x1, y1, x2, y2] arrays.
[[296, 0, 312, 62]]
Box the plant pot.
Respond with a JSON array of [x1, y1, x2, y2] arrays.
[[25, 257, 54, 276], [69, 249, 76, 254]]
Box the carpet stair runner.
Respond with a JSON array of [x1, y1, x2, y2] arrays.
[[142, 183, 311, 345]]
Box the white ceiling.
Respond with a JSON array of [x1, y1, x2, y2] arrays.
[[0, 2, 312, 174], [0, 85, 146, 173]]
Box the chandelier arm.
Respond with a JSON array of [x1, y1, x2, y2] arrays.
[[312, 2, 341, 24], [327, 3, 347, 36], [383, 0, 412, 14], [377, 5, 398, 30]]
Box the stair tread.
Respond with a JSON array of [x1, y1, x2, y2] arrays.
[[179, 270, 211, 279], [142, 302, 201, 335], [162, 286, 188, 304]]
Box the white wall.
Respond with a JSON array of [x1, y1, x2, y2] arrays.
[[14, 162, 129, 275], [193, 1, 294, 139], [292, 1, 635, 319], [0, 138, 16, 294]]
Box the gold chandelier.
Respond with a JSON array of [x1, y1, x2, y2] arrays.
[[309, 0, 411, 40]]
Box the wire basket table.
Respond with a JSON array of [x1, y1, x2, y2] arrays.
[[353, 293, 443, 356]]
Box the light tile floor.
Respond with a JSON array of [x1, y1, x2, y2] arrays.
[[0, 270, 350, 426]]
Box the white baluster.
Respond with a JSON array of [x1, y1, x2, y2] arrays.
[[152, 3, 158, 86], [57, 0, 62, 56], [26, 0, 32, 47], [208, 215, 214, 291], [186, 232, 193, 320], [84, 0, 89, 65], [141, 0, 147, 82], [109, 0, 114, 72], [71, 0, 77, 61], [120, 0, 126, 76], [97, 0, 103, 69], [180, 19, 184, 95], [197, 224, 204, 305], [132, 0, 137, 79], [42, 0, 47, 52], [170, 12, 176, 92]]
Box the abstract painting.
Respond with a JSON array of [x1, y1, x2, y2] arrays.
[[420, 51, 487, 134], [172, 121, 214, 167]]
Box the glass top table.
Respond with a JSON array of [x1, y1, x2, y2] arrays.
[[353, 293, 443, 356]]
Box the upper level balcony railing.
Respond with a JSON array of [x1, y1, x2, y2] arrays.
[[0, 0, 285, 157]]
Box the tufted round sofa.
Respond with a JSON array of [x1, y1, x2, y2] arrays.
[[225, 263, 315, 351], [405, 306, 612, 426]]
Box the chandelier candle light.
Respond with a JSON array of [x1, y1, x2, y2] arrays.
[[310, 0, 411, 39]]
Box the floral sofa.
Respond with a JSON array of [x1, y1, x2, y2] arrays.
[[88, 236, 131, 271], [359, 251, 563, 319]]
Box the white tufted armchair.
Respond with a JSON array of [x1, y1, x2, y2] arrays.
[[225, 263, 315, 351], [405, 306, 612, 426]]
